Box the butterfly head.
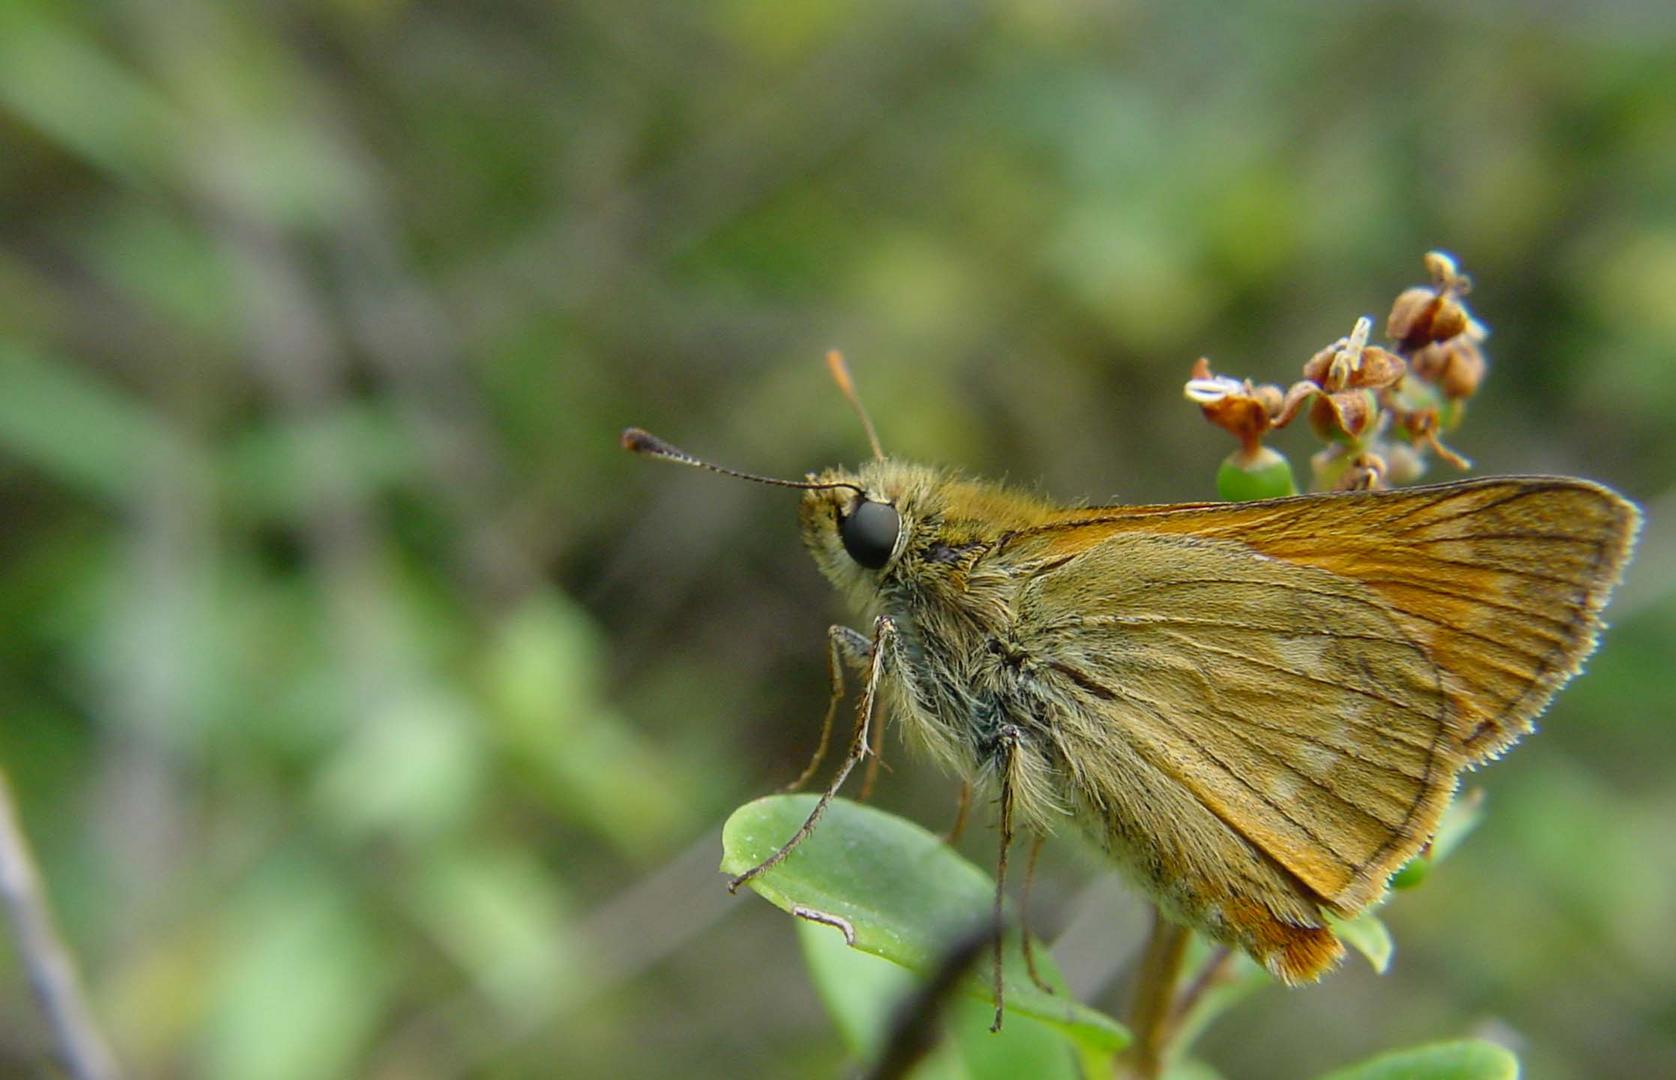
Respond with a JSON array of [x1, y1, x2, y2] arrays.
[[795, 460, 949, 601]]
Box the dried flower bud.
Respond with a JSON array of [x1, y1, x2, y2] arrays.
[[1387, 250, 1479, 352], [1301, 319, 1406, 392], [1185, 358, 1281, 456], [1423, 250, 1468, 290], [1273, 380, 1315, 428], [1190, 251, 1491, 497], [1300, 343, 1339, 389], [1351, 345, 1406, 389], [1302, 317, 1369, 389], [1309, 387, 1379, 442], [1397, 408, 1472, 470], [1279, 318, 1406, 444], [1336, 451, 1388, 491], [1387, 287, 1470, 350], [1409, 334, 1487, 400]]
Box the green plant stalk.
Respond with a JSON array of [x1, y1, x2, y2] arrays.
[[1121, 910, 1191, 1079]]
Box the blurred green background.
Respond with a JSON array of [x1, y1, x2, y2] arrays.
[[1, 1, 1673, 1077]]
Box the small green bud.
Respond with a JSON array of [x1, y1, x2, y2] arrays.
[[1391, 791, 1485, 891], [1217, 446, 1296, 502], [1385, 442, 1426, 485], [1391, 855, 1430, 890], [1309, 445, 1351, 492]]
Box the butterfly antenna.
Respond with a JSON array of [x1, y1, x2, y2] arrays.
[[621, 427, 865, 494], [826, 350, 886, 462]]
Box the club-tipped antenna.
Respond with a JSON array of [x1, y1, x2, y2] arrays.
[[621, 427, 866, 494], [825, 350, 886, 462]]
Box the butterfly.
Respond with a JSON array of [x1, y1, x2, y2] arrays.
[[624, 353, 1639, 1028]]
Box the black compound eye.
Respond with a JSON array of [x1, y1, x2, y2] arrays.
[[840, 499, 900, 570]]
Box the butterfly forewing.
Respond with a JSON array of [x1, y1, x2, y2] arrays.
[[1033, 478, 1639, 762]]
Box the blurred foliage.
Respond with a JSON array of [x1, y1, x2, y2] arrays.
[[1315, 1040, 1518, 1080], [0, 0, 1672, 1077]]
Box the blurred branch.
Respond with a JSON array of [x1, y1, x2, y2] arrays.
[[0, 768, 122, 1080], [863, 921, 992, 1080]]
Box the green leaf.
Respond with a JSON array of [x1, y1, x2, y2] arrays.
[[1316, 1039, 1519, 1080], [799, 919, 1082, 1080], [1428, 788, 1486, 864], [1392, 789, 1487, 890], [482, 593, 689, 856], [0, 343, 187, 502], [797, 915, 921, 1059], [721, 795, 1128, 1059], [0, 8, 178, 182], [1388, 857, 1429, 890], [406, 846, 575, 1015], [1163, 1062, 1227, 1080], [1327, 910, 1393, 974], [201, 855, 396, 1080]]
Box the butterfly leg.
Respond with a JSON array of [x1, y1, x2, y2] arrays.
[[729, 616, 895, 894], [857, 628, 892, 800], [942, 781, 972, 845], [989, 723, 1022, 1032], [1019, 831, 1054, 995], [779, 625, 871, 794], [859, 699, 889, 802]]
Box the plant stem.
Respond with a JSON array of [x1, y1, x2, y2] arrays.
[[1122, 908, 1191, 1079], [0, 767, 122, 1080], [1171, 946, 1235, 1031]]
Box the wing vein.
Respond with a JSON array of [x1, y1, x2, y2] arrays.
[[1350, 576, 1577, 631], [1386, 547, 1606, 587], [1168, 636, 1435, 715], [1387, 484, 1572, 534], [1107, 681, 1364, 875]]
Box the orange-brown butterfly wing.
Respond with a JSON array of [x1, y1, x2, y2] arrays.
[[990, 477, 1636, 978], [1026, 477, 1640, 762]]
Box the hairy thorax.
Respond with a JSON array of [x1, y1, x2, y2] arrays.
[[880, 552, 1076, 833]]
